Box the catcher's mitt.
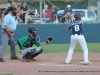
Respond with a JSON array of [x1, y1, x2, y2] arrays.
[[46, 36, 53, 43]]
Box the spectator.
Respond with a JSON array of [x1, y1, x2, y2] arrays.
[[43, 5, 55, 23], [10, 1, 21, 24], [52, 5, 57, 20], [34, 9, 39, 16], [1, 0, 12, 23], [20, 2, 28, 24], [45, 9, 55, 23], [51, 5, 58, 23], [1, 8, 8, 23], [14, 1, 21, 13], [1, 1, 19, 23], [8, 0, 12, 7], [42, 4, 48, 18], [59, 5, 73, 23]]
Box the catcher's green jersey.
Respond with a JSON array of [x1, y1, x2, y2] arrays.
[[18, 35, 41, 50]]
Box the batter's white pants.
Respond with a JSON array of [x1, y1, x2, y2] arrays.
[[66, 34, 89, 63]]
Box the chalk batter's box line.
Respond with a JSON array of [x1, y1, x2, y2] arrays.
[[40, 62, 100, 69]]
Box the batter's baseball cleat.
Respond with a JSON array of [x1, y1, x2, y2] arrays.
[[84, 62, 89, 65], [65, 60, 70, 64]]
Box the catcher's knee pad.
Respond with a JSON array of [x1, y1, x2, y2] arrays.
[[31, 48, 43, 58], [38, 48, 43, 54], [30, 48, 37, 54], [35, 48, 43, 55]]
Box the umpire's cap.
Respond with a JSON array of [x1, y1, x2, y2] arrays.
[[74, 13, 81, 20], [28, 26, 37, 33], [8, 6, 16, 11]]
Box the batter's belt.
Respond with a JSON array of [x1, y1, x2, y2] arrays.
[[72, 33, 83, 35]]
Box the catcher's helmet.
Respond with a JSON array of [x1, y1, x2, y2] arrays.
[[28, 26, 37, 33]]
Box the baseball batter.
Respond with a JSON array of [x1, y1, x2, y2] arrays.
[[65, 13, 89, 65]]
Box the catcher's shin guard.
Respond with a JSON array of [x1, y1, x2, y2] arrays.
[[31, 48, 43, 59], [22, 52, 33, 62]]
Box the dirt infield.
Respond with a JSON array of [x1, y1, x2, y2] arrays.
[[0, 53, 100, 75]]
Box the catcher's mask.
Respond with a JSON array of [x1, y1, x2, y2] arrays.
[[74, 13, 81, 21], [28, 26, 37, 35]]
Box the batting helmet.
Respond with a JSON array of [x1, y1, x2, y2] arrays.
[[74, 13, 81, 20], [28, 26, 37, 33]]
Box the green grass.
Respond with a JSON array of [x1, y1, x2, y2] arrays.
[[0, 74, 13, 75], [5, 43, 100, 54]]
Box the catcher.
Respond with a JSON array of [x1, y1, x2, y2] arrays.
[[17, 26, 53, 62]]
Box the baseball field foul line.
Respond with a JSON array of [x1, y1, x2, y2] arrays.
[[79, 62, 92, 64]]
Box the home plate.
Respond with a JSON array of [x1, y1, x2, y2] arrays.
[[79, 62, 92, 64]]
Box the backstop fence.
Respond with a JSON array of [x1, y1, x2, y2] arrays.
[[0, 0, 100, 24]]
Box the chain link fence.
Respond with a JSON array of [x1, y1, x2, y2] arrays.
[[0, 0, 99, 24]]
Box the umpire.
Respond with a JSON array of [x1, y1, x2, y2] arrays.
[[0, 7, 19, 62]]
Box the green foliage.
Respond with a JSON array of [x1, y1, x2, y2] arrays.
[[5, 43, 100, 54]]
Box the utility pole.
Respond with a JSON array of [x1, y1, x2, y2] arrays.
[[97, 0, 100, 23], [39, 0, 43, 23]]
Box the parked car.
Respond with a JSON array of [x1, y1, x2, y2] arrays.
[[57, 9, 97, 23]]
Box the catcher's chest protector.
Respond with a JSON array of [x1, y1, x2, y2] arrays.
[[28, 35, 36, 47]]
